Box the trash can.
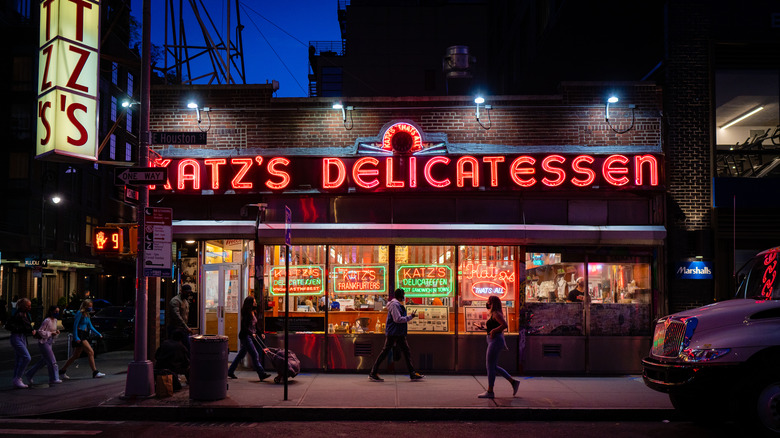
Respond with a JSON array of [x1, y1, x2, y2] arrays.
[[189, 334, 229, 401]]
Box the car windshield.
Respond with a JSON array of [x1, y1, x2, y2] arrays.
[[94, 307, 133, 318], [735, 248, 780, 300]]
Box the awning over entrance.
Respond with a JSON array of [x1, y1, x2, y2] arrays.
[[173, 220, 666, 246]]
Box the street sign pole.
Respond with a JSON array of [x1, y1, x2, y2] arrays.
[[284, 205, 291, 401], [125, 0, 154, 398]]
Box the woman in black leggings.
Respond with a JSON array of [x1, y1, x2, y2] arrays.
[[478, 295, 521, 398]]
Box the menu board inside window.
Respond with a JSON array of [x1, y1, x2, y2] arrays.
[[407, 305, 449, 332]]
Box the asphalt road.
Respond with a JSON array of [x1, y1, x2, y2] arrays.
[[0, 419, 744, 438]]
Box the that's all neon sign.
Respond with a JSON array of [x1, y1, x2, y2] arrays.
[[149, 153, 663, 194]]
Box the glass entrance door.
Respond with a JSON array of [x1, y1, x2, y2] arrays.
[[204, 264, 241, 351]]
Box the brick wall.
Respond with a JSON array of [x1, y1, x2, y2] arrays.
[[664, 1, 715, 312], [149, 83, 662, 152]]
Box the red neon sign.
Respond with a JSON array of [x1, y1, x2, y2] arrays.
[[151, 153, 662, 194], [460, 262, 516, 300], [382, 123, 423, 153], [762, 251, 777, 299]]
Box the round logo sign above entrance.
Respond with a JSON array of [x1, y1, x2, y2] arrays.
[[382, 122, 423, 154]]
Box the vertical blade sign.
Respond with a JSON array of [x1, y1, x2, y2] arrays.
[[37, 0, 100, 162]]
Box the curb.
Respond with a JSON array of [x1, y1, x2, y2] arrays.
[[34, 406, 680, 423]]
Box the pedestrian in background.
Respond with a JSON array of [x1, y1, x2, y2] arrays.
[[0, 297, 7, 327], [7, 298, 37, 388], [168, 284, 194, 350], [60, 299, 105, 379], [25, 305, 63, 385], [368, 288, 424, 382], [228, 296, 271, 381], [478, 295, 520, 398]]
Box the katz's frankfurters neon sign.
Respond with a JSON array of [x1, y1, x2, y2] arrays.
[[148, 153, 662, 194]]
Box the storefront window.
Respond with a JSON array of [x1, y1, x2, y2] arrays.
[[204, 239, 244, 264], [397, 245, 455, 333], [459, 246, 518, 333], [524, 253, 584, 336], [588, 261, 652, 336]]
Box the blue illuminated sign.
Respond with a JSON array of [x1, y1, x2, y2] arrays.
[[676, 261, 713, 280]]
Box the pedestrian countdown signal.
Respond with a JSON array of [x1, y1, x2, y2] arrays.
[[94, 227, 123, 253]]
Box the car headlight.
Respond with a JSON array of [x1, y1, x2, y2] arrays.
[[680, 348, 731, 362]]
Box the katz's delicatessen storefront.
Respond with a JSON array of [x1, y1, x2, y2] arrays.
[[150, 86, 665, 374]]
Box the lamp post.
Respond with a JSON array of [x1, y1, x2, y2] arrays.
[[38, 174, 61, 305]]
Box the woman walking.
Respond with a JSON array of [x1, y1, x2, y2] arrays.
[[7, 298, 36, 388], [60, 299, 105, 379], [478, 295, 520, 398], [227, 296, 271, 381], [25, 305, 63, 385]]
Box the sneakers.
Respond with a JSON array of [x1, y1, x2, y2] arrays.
[[477, 391, 495, 398], [368, 373, 384, 382], [50, 380, 63, 384], [259, 372, 272, 381], [511, 379, 520, 396], [23, 373, 35, 386], [93, 370, 105, 378], [228, 373, 238, 379], [60, 370, 70, 380], [409, 372, 424, 380], [12, 378, 28, 389]]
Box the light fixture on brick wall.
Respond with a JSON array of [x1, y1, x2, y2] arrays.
[[605, 95, 635, 134], [475, 96, 492, 130], [121, 98, 140, 108], [187, 101, 211, 132], [333, 102, 354, 130]]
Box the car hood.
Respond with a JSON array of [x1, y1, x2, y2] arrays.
[[668, 299, 780, 331]]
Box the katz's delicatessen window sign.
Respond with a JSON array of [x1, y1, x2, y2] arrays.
[[262, 245, 522, 335]]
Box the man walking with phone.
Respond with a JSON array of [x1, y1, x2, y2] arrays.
[[368, 288, 424, 382]]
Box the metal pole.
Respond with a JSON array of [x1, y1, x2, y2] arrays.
[[284, 244, 289, 400], [125, 0, 154, 397]]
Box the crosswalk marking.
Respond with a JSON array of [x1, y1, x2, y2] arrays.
[[0, 429, 102, 435]]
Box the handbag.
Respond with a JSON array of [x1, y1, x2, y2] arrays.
[[155, 373, 174, 398]]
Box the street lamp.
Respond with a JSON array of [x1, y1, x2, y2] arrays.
[[39, 192, 62, 304]]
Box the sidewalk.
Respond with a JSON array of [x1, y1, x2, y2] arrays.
[[0, 350, 676, 422]]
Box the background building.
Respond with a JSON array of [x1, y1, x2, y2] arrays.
[[0, 0, 140, 316]]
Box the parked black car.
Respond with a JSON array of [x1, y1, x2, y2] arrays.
[[61, 298, 112, 331], [90, 306, 134, 350]]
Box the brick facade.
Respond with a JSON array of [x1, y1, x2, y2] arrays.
[[664, 1, 715, 312]]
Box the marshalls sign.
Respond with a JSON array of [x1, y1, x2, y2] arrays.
[[37, 0, 100, 162]]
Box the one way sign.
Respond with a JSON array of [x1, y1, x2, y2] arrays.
[[114, 167, 168, 186]]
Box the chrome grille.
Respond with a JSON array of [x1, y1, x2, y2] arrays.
[[651, 319, 686, 358]]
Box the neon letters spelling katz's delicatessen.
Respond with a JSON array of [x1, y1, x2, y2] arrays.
[[148, 153, 662, 194]]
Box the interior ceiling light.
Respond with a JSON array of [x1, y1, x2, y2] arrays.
[[719, 106, 764, 130]]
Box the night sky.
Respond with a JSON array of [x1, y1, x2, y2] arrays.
[[131, 0, 341, 97]]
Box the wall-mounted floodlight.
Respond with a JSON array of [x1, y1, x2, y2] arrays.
[[333, 103, 353, 130], [51, 195, 62, 204], [187, 101, 202, 124], [474, 96, 491, 130], [605, 95, 635, 134], [121, 99, 140, 108], [719, 106, 764, 130]]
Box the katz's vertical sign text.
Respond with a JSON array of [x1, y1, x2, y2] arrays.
[[37, 0, 101, 162]]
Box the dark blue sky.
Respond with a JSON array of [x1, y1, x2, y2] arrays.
[[131, 1, 341, 97]]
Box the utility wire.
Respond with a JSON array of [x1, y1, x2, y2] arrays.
[[240, 2, 309, 48], [240, 3, 307, 95]]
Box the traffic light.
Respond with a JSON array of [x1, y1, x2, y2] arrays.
[[94, 227, 123, 253]]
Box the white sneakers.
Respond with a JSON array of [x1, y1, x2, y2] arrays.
[[477, 391, 494, 398], [93, 371, 106, 378], [50, 379, 63, 384], [12, 378, 28, 389]]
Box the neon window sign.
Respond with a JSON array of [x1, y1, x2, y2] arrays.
[[460, 262, 516, 300], [762, 251, 778, 299], [396, 265, 453, 297], [269, 265, 325, 296], [332, 265, 386, 294]]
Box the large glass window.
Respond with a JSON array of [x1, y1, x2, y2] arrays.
[[398, 245, 455, 333], [524, 253, 585, 336], [459, 246, 518, 333]]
